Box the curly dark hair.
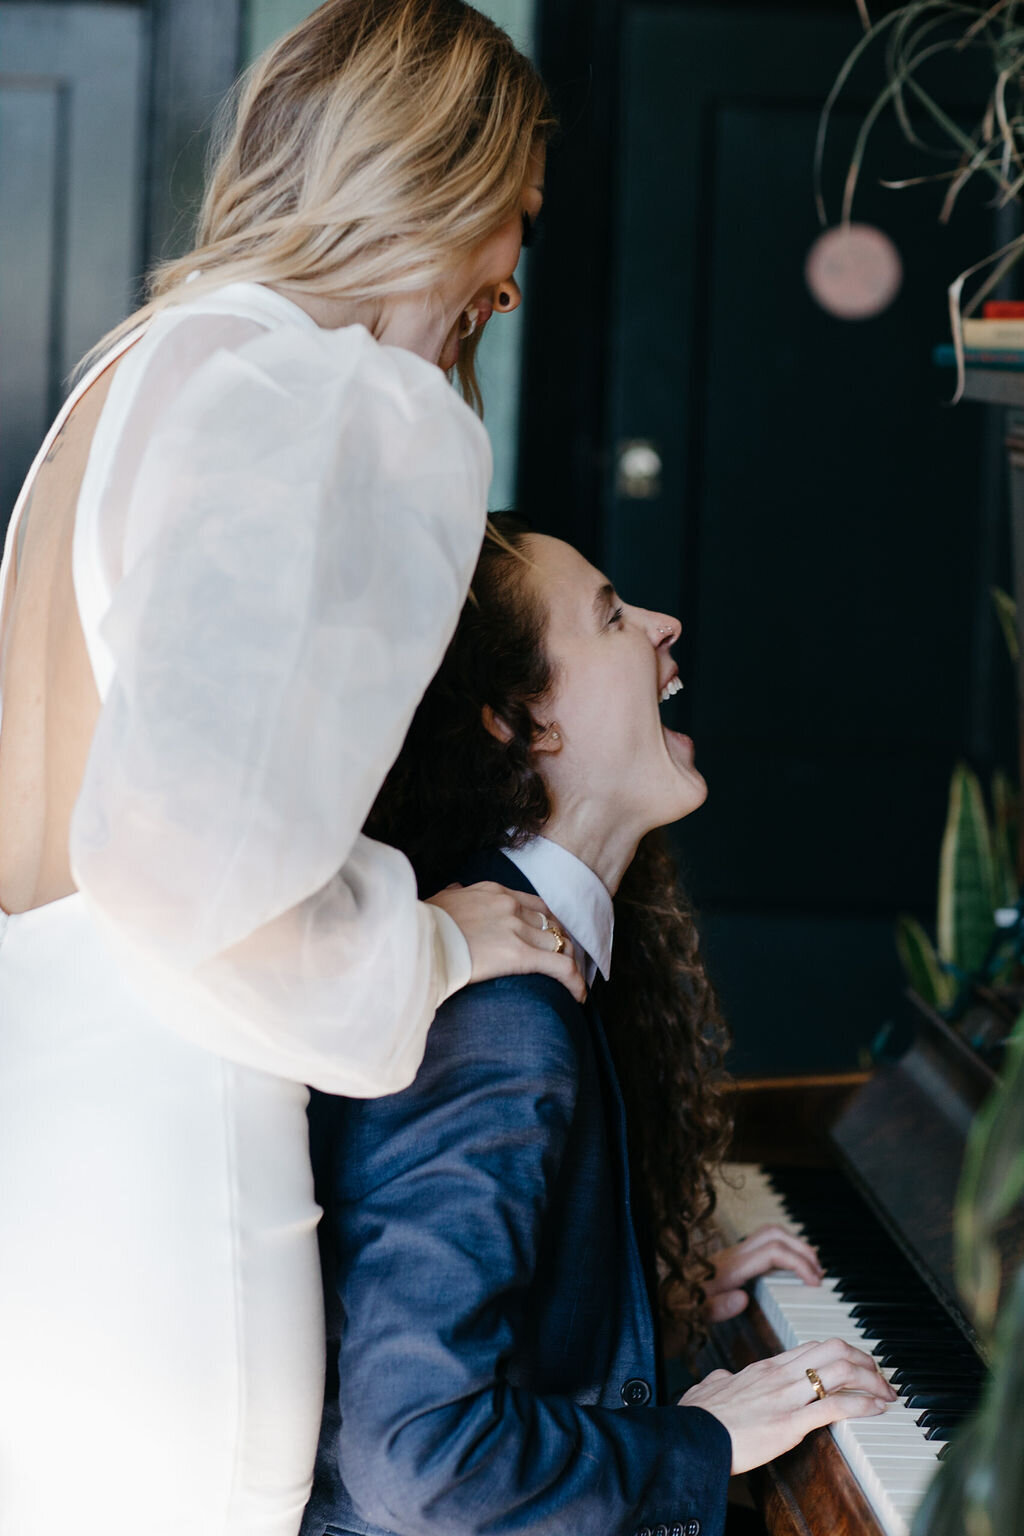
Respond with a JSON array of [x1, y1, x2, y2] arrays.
[[366, 516, 733, 1348]]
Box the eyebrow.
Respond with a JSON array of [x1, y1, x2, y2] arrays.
[[592, 582, 616, 624]]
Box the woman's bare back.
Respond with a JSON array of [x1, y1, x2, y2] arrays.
[[0, 362, 123, 914]]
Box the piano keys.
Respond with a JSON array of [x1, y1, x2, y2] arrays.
[[712, 1163, 985, 1536], [703, 995, 1024, 1536]]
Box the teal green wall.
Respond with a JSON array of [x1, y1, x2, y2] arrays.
[[243, 0, 537, 511]]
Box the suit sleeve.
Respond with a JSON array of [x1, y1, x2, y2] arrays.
[[324, 975, 733, 1536], [69, 319, 487, 1096]]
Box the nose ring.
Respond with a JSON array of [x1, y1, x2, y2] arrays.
[[657, 625, 673, 636], [498, 291, 511, 307]]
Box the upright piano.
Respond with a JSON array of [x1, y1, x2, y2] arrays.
[[705, 997, 1024, 1536]]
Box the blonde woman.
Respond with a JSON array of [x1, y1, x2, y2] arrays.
[[0, 3, 580, 1532]]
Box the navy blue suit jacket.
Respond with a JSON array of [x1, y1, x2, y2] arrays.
[[301, 852, 731, 1536]]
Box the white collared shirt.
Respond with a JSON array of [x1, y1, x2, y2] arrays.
[[502, 836, 614, 988]]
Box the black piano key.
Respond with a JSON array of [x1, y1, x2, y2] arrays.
[[904, 1390, 982, 1411], [917, 1409, 972, 1430], [890, 1368, 985, 1389], [874, 1344, 974, 1365], [851, 1303, 948, 1321], [938, 1443, 953, 1460], [858, 1325, 970, 1343]]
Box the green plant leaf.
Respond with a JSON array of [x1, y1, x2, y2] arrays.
[[991, 768, 1019, 907], [992, 585, 1019, 663], [938, 763, 998, 974], [957, 1020, 1024, 1334], [896, 913, 956, 1007], [913, 1261, 1024, 1536]]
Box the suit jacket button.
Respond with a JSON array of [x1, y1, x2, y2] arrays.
[[685, 1522, 701, 1536], [621, 1376, 652, 1407], [654, 1527, 669, 1536], [671, 1527, 684, 1536], [636, 1529, 652, 1536]]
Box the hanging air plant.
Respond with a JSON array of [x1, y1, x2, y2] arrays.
[[818, 0, 1024, 398]]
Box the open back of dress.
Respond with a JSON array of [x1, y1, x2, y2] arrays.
[[0, 349, 127, 913]]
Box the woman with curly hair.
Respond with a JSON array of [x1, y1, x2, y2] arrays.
[[303, 518, 896, 1536]]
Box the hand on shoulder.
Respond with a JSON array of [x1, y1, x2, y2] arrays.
[[428, 881, 586, 1004]]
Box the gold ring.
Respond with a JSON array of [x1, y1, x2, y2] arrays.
[[549, 927, 566, 955], [805, 1367, 826, 1401]]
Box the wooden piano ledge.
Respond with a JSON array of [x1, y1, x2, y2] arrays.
[[727, 1073, 871, 1168], [710, 1299, 884, 1536]]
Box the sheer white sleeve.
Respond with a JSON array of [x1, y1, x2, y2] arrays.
[[69, 315, 490, 1096]]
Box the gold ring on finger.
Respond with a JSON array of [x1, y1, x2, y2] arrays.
[[549, 926, 566, 955], [805, 1367, 827, 1401]]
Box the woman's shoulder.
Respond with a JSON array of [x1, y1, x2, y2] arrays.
[[431, 971, 588, 1093], [92, 283, 490, 527], [329, 971, 588, 1201], [140, 281, 485, 438]]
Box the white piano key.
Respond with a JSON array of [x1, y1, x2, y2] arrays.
[[713, 1164, 948, 1536]]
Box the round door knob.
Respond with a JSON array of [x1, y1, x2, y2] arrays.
[[616, 439, 662, 499]]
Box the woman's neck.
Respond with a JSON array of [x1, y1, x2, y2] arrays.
[[268, 284, 451, 365], [538, 802, 642, 897]]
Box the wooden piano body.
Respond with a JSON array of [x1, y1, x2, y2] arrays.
[[704, 999, 1024, 1536]]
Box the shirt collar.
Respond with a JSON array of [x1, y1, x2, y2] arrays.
[[502, 836, 614, 987]]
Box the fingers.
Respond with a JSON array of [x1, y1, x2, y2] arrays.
[[722, 1228, 823, 1289], [514, 939, 587, 1003], [523, 922, 571, 958], [426, 883, 587, 1004], [782, 1339, 896, 1406], [806, 1390, 893, 1433], [458, 884, 567, 941], [780, 1337, 879, 1370]]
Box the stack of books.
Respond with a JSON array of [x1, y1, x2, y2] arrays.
[[936, 301, 1024, 370]]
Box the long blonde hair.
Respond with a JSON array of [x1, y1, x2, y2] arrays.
[[85, 0, 552, 403]]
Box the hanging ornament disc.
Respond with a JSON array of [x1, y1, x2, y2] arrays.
[[805, 223, 903, 319]]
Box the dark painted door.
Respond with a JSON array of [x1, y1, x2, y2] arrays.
[[607, 4, 1008, 1073]]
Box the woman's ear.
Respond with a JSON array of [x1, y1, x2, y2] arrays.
[[532, 722, 562, 755], [481, 704, 514, 743], [481, 706, 562, 754]]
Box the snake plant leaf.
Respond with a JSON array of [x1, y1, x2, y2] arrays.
[[991, 769, 1018, 909], [896, 913, 956, 1008], [957, 1019, 1024, 1334], [938, 763, 998, 975], [992, 586, 1018, 663]]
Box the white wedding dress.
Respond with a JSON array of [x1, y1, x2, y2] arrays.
[[0, 282, 490, 1535]]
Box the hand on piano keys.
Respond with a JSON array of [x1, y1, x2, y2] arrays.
[[709, 1164, 987, 1536], [703, 1223, 825, 1322], [679, 1335, 897, 1473]]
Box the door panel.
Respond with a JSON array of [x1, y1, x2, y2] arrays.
[[0, 3, 146, 527]]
